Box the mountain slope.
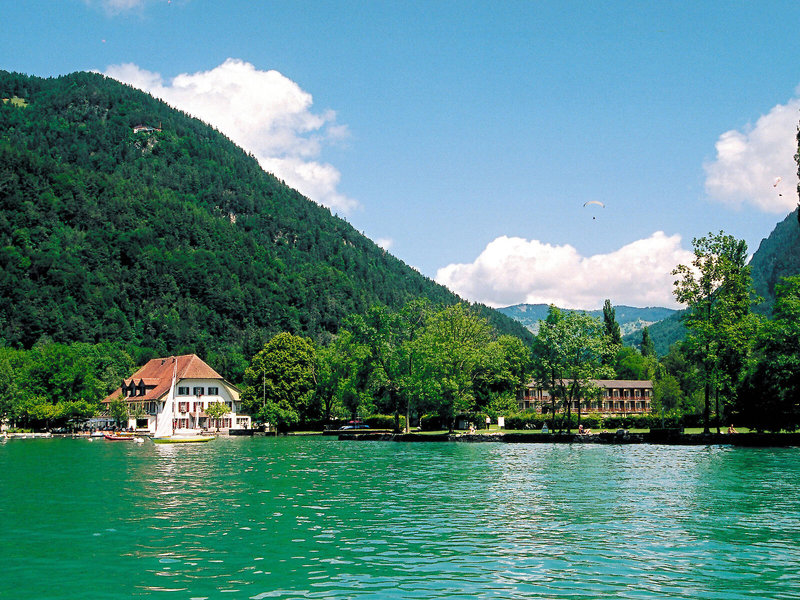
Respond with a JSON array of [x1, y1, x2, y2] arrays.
[[749, 207, 800, 314], [0, 70, 533, 363]]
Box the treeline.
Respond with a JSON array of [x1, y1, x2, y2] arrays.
[[237, 229, 800, 434], [0, 69, 531, 379], [239, 301, 531, 432], [3, 256, 799, 433], [0, 342, 134, 430]]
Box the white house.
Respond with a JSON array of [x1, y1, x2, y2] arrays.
[[103, 354, 251, 433]]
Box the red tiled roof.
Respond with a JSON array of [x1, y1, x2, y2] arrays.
[[102, 354, 225, 404]]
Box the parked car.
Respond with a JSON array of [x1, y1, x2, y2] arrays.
[[338, 423, 370, 430]]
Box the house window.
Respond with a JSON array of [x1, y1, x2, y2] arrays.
[[178, 402, 189, 413], [207, 386, 219, 395], [178, 386, 189, 395], [193, 387, 204, 396]]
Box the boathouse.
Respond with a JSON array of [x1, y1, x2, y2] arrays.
[[102, 354, 251, 433]]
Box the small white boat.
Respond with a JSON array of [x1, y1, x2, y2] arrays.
[[152, 434, 215, 444], [151, 361, 216, 444]]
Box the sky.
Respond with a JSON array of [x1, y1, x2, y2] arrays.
[[3, 0, 800, 310]]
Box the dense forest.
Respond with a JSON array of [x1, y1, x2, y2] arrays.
[[0, 70, 532, 384]]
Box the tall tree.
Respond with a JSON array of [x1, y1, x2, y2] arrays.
[[672, 232, 755, 433], [241, 332, 319, 431], [603, 299, 622, 346], [348, 301, 431, 432], [532, 306, 614, 433], [315, 328, 373, 425], [473, 334, 532, 415], [640, 327, 655, 358], [413, 303, 493, 431]]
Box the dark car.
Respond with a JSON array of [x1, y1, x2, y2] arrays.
[[338, 423, 370, 430]]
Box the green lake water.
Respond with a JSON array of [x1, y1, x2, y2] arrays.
[[1, 436, 799, 600]]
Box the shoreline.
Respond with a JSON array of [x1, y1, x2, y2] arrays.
[[335, 431, 800, 447]]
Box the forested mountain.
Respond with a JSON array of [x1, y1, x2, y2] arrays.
[[749, 207, 800, 314], [0, 70, 532, 377]]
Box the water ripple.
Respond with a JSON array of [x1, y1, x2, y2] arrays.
[[2, 438, 800, 598]]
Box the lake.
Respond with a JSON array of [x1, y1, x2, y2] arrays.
[[1, 436, 799, 599]]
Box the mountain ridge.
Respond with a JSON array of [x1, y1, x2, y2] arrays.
[[497, 303, 677, 337]]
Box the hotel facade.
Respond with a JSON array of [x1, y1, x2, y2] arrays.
[[518, 379, 653, 415]]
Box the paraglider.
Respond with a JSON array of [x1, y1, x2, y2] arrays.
[[583, 200, 604, 219], [773, 177, 782, 187]]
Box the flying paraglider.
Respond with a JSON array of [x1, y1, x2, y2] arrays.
[[773, 177, 782, 187], [583, 200, 604, 219]]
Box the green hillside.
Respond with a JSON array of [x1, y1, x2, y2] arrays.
[[749, 207, 800, 314], [0, 70, 532, 373]]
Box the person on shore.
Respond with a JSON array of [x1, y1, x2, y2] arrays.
[[728, 424, 737, 434], [485, 416, 491, 430]]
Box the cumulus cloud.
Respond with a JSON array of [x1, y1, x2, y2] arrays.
[[704, 95, 800, 213], [104, 59, 357, 213], [436, 232, 694, 309]]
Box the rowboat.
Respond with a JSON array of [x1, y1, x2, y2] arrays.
[[103, 433, 135, 441]]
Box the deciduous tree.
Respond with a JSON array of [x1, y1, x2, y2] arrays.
[[532, 306, 614, 432], [241, 332, 318, 431], [672, 232, 756, 433]]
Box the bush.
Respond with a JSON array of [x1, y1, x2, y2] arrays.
[[504, 411, 548, 430], [365, 414, 406, 430]]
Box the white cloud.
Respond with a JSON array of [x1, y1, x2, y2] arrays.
[[436, 232, 694, 309], [86, 0, 148, 14], [375, 238, 394, 251], [104, 59, 357, 213], [704, 96, 799, 213]]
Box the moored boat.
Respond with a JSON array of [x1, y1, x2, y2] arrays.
[[103, 433, 136, 441], [152, 434, 215, 444], [151, 360, 217, 444]]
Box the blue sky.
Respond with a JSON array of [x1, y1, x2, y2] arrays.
[[3, 1, 800, 309]]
